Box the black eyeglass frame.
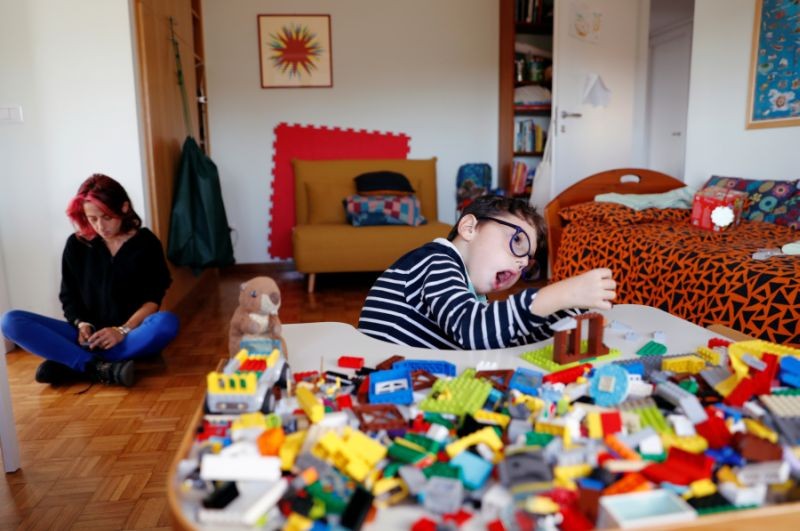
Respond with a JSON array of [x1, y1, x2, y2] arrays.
[[476, 216, 533, 258]]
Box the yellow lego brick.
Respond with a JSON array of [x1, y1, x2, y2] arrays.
[[267, 348, 280, 368], [534, 419, 566, 436], [729, 340, 800, 360], [525, 496, 560, 514], [553, 476, 577, 491], [554, 463, 592, 482], [683, 478, 717, 499], [695, 346, 721, 366], [445, 426, 503, 458], [312, 430, 345, 462], [661, 433, 708, 454], [280, 430, 306, 470], [285, 512, 313, 531], [231, 412, 267, 431], [296, 386, 324, 423], [743, 418, 778, 443], [206, 371, 257, 394], [714, 373, 740, 398], [344, 429, 387, 467], [716, 465, 740, 486], [474, 409, 511, 429], [373, 477, 409, 508], [586, 412, 603, 439], [235, 349, 249, 362], [662, 355, 705, 374]]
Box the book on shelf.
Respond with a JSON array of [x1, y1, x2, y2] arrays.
[[510, 161, 528, 196], [514, 120, 547, 154]]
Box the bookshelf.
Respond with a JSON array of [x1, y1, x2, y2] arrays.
[[498, 0, 553, 197]]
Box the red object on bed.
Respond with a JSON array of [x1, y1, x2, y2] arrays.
[[269, 123, 411, 259], [551, 203, 800, 346]]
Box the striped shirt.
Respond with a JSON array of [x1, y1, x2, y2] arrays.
[[358, 239, 579, 349]]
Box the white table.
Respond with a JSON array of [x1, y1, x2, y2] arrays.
[[0, 348, 20, 473], [282, 304, 722, 374]]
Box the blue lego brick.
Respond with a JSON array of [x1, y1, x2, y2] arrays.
[[706, 447, 745, 468], [368, 368, 414, 405], [715, 404, 743, 422], [780, 356, 800, 375], [450, 450, 493, 490], [589, 364, 630, 407], [393, 359, 456, 377], [780, 371, 800, 389], [509, 367, 543, 396]]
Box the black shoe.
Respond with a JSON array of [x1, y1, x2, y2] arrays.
[[35, 360, 83, 385], [90, 359, 135, 387]]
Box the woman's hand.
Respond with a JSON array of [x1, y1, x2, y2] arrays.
[[88, 327, 125, 350], [77, 322, 94, 346]]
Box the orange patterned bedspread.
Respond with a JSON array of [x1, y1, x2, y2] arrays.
[[552, 204, 800, 346]]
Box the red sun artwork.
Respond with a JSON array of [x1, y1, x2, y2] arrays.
[[268, 24, 322, 78], [258, 15, 333, 88]]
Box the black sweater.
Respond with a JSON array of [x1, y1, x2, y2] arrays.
[[59, 228, 172, 329]]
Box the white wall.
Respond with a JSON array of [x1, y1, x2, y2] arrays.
[[203, 0, 499, 263], [0, 0, 145, 319], [684, 0, 797, 189]]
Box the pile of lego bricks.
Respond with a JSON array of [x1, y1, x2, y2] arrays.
[[174, 338, 800, 530]]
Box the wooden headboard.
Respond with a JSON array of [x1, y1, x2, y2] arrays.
[[544, 168, 685, 275]]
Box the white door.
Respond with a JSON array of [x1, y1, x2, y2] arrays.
[[647, 22, 692, 178], [550, 0, 649, 196]]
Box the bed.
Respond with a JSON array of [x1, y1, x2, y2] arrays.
[[545, 168, 800, 347]]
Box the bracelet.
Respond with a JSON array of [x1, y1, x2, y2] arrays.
[[115, 325, 131, 337]]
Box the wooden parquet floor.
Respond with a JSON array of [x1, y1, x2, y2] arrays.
[[0, 265, 538, 530]]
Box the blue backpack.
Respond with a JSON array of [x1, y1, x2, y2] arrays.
[[456, 163, 492, 216]]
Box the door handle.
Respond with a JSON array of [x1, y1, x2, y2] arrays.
[[560, 111, 583, 119]]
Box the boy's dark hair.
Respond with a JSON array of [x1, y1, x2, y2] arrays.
[[447, 194, 546, 249]]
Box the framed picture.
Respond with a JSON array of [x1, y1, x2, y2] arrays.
[[257, 14, 333, 89], [746, 0, 800, 129]]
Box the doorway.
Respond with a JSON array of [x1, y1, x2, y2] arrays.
[[646, 0, 694, 179]]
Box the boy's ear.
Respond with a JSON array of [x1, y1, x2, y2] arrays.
[[457, 214, 478, 242]]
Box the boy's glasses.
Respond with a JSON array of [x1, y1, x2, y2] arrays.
[[477, 216, 533, 258]]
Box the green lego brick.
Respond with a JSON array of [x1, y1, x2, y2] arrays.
[[423, 412, 456, 428], [382, 461, 401, 478], [525, 431, 555, 447], [422, 462, 461, 480], [637, 341, 667, 356], [307, 482, 347, 514], [404, 433, 441, 454], [520, 342, 621, 371], [387, 442, 431, 465], [640, 451, 667, 463], [773, 388, 800, 396], [418, 369, 492, 417], [678, 379, 699, 394]]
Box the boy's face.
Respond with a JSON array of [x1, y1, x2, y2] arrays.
[[458, 212, 537, 294]]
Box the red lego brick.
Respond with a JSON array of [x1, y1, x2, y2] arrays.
[[599, 411, 623, 435], [708, 337, 731, 349], [642, 447, 713, 485], [543, 363, 592, 385], [751, 353, 778, 395], [695, 407, 732, 449], [338, 356, 364, 369], [293, 370, 319, 383], [442, 508, 472, 526], [724, 377, 755, 407], [411, 517, 437, 531], [559, 505, 595, 531], [336, 394, 353, 410], [486, 519, 506, 531]]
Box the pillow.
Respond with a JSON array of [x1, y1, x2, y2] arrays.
[[559, 201, 689, 225], [594, 186, 695, 210], [774, 183, 800, 229], [344, 194, 427, 227], [306, 182, 353, 224], [703, 176, 798, 222], [354, 171, 415, 196]]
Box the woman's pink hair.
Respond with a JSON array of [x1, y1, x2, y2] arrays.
[[66, 174, 141, 240]]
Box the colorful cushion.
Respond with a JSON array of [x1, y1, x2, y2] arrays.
[[354, 171, 415, 196], [774, 182, 800, 230], [559, 202, 688, 226], [703, 176, 798, 223], [344, 194, 427, 227]]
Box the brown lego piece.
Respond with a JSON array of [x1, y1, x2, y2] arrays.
[[352, 403, 406, 432], [476, 370, 515, 392], [375, 355, 405, 371], [410, 369, 437, 391], [731, 432, 783, 462], [553, 312, 609, 365]]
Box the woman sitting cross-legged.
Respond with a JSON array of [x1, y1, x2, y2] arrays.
[[0, 173, 179, 387]]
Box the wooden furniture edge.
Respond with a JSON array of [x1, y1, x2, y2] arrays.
[[544, 168, 685, 275], [168, 402, 204, 531], [706, 323, 758, 342]]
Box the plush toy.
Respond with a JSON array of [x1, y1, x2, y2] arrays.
[[228, 276, 284, 357]]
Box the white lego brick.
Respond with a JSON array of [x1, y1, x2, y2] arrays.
[[481, 484, 513, 521], [243, 478, 288, 525], [318, 411, 349, 428], [736, 461, 790, 486], [743, 400, 766, 419], [639, 433, 664, 455], [201, 452, 281, 482], [652, 331, 667, 343], [628, 379, 655, 398], [668, 414, 696, 437], [719, 481, 767, 507]]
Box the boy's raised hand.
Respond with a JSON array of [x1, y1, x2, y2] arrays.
[[530, 268, 617, 316]]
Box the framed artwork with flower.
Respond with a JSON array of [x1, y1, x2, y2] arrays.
[[746, 0, 800, 129], [257, 14, 333, 88]]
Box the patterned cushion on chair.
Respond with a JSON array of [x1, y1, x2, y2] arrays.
[[344, 194, 427, 227]]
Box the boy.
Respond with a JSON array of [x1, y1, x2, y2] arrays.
[[358, 195, 616, 349]]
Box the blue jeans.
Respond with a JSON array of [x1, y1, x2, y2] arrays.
[[0, 310, 180, 372]]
